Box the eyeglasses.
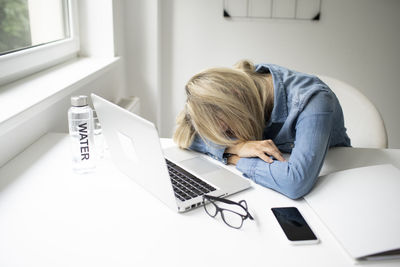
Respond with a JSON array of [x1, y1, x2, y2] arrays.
[[202, 195, 254, 229]]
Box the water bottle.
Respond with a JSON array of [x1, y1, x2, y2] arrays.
[[68, 95, 96, 173]]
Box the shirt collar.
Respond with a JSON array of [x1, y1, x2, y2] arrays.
[[255, 64, 288, 126]]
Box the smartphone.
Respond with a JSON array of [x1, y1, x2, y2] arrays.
[[271, 207, 319, 245]]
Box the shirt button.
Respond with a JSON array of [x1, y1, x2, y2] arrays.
[[290, 143, 294, 148]]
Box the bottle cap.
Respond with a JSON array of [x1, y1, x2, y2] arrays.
[[71, 95, 88, 107]]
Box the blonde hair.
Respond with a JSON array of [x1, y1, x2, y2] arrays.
[[173, 60, 274, 148]]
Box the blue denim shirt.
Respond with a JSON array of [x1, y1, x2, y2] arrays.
[[189, 64, 351, 199]]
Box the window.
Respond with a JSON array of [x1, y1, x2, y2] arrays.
[[0, 0, 79, 85], [0, 0, 69, 55]]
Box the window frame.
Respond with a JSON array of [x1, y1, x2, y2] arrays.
[[0, 0, 79, 86]]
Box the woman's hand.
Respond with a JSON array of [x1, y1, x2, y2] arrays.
[[226, 140, 286, 164], [227, 154, 240, 165]]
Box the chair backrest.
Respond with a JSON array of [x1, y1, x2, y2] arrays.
[[318, 75, 388, 148]]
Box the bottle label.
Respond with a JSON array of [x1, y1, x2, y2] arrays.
[[78, 122, 90, 160]]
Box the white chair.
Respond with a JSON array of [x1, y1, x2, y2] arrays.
[[318, 75, 388, 149]]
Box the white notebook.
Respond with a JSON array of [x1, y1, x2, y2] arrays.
[[304, 164, 400, 261]]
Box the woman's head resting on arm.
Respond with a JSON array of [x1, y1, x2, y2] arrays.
[[173, 60, 274, 149]]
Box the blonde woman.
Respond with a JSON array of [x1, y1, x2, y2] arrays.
[[173, 60, 350, 199]]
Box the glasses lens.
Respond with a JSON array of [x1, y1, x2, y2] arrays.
[[204, 201, 218, 217], [221, 210, 243, 229]]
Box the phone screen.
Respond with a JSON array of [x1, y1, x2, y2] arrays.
[[271, 207, 317, 241]]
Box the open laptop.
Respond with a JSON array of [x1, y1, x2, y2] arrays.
[[91, 94, 251, 212]]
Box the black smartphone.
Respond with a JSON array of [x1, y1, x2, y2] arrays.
[[271, 207, 319, 244]]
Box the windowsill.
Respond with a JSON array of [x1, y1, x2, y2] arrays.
[[0, 56, 120, 133]]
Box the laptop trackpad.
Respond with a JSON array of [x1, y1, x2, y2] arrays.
[[179, 157, 220, 174]]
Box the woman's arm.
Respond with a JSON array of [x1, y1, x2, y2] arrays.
[[225, 140, 286, 163], [235, 92, 335, 199], [188, 134, 228, 163], [189, 135, 287, 164]]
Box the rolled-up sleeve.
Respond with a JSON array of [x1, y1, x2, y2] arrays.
[[236, 91, 336, 199]]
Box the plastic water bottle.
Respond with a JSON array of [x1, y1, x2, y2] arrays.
[[68, 95, 96, 173]]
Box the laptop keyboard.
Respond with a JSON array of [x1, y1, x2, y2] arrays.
[[166, 159, 216, 201]]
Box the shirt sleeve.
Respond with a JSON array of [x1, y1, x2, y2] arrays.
[[188, 134, 228, 164], [236, 91, 335, 199]]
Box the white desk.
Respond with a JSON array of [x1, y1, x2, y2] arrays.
[[0, 133, 399, 267]]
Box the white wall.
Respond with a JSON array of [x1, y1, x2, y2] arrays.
[[124, 0, 400, 148], [124, 0, 161, 126]]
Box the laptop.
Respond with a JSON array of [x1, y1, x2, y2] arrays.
[[91, 94, 251, 212]]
